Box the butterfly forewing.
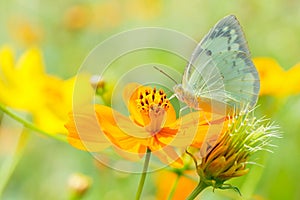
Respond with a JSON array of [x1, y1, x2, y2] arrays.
[[198, 15, 250, 54], [181, 15, 259, 109]]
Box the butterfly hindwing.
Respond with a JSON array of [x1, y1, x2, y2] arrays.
[[211, 51, 259, 107]]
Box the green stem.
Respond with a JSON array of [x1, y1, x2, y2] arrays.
[[135, 148, 151, 200], [0, 104, 66, 142], [0, 130, 29, 197], [186, 180, 209, 200], [167, 173, 181, 200], [68, 192, 83, 200]]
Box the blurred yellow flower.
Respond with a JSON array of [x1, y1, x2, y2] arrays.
[[8, 17, 43, 46], [126, 0, 162, 20], [65, 83, 228, 167], [91, 1, 122, 31], [254, 57, 300, 96], [64, 5, 92, 31], [0, 46, 92, 134]]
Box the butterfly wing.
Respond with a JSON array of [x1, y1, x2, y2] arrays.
[[182, 15, 260, 109]]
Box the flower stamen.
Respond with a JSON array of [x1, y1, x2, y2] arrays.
[[136, 87, 170, 134], [136, 87, 169, 114]]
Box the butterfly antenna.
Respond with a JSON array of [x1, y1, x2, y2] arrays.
[[153, 66, 178, 84]]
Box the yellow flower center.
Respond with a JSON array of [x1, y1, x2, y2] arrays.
[[136, 87, 170, 134]]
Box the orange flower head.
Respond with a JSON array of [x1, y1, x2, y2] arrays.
[[65, 83, 228, 170]]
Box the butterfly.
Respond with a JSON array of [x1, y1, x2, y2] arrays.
[[173, 15, 260, 114]]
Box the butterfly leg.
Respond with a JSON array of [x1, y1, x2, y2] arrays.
[[202, 111, 211, 125], [179, 106, 189, 116], [168, 93, 176, 100]]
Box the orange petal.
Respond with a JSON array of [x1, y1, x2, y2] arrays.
[[65, 105, 111, 152], [155, 170, 197, 200], [164, 111, 227, 149], [164, 102, 177, 126], [151, 145, 184, 168], [123, 82, 145, 126], [122, 82, 140, 108], [95, 104, 152, 154], [113, 144, 147, 161], [95, 104, 150, 139], [154, 127, 179, 146], [195, 118, 229, 157]]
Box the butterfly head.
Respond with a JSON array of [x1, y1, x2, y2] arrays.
[[173, 84, 185, 101]]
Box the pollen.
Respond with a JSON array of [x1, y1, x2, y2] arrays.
[[136, 87, 170, 114]]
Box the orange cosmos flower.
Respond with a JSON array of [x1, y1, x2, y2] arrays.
[[155, 170, 197, 200], [65, 83, 228, 167]]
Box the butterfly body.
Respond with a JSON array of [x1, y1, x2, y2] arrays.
[[174, 15, 260, 112], [174, 83, 232, 114]]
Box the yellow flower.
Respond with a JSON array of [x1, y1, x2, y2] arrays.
[[8, 17, 43, 46], [91, 1, 122, 31], [65, 83, 228, 167], [63, 4, 92, 31], [125, 0, 162, 20], [0, 46, 92, 134], [253, 57, 300, 96]]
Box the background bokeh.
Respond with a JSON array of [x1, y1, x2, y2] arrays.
[[0, 0, 300, 199]]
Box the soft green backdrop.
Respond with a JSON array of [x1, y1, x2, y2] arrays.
[[0, 0, 299, 199]]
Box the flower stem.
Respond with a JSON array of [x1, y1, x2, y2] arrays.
[[186, 180, 209, 200], [167, 173, 181, 200], [0, 130, 28, 197], [135, 148, 151, 200], [0, 103, 66, 142]]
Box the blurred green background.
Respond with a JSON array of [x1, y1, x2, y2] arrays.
[[0, 0, 300, 199]]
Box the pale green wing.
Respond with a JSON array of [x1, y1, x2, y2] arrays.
[[191, 51, 259, 107], [182, 15, 260, 108]]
